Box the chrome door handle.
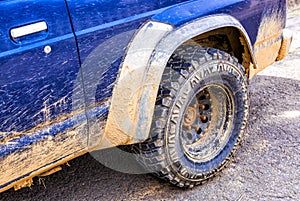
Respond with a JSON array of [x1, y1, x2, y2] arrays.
[[10, 21, 48, 39]]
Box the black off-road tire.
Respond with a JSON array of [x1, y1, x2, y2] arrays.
[[136, 45, 249, 188]]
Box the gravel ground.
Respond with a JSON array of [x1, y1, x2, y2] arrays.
[[1, 8, 300, 201]]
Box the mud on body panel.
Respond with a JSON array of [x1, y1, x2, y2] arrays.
[[0, 123, 87, 191], [252, 1, 286, 76]]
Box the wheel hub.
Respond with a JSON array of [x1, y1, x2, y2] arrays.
[[180, 84, 234, 163], [183, 106, 197, 128], [182, 89, 212, 145]]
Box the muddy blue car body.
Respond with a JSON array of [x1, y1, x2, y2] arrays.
[[0, 0, 291, 192]]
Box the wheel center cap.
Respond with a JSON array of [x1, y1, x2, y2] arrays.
[[183, 106, 197, 127]]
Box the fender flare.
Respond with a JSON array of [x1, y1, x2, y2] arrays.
[[101, 14, 257, 147]]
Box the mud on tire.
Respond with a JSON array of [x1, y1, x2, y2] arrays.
[[136, 45, 249, 188]]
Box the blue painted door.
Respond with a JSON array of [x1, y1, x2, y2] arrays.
[[0, 1, 85, 142], [65, 0, 189, 146], [65, 0, 190, 106]]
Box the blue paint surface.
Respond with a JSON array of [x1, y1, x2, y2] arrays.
[[0, 0, 286, 190], [152, 0, 258, 42], [0, 0, 84, 136]]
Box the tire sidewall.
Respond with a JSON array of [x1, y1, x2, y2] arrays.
[[165, 59, 248, 181]]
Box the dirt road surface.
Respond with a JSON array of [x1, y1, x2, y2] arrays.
[[1, 8, 300, 201]]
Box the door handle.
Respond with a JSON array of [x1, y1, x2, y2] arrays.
[[10, 21, 47, 39]]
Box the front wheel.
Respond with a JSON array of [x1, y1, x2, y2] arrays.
[[136, 45, 249, 188]]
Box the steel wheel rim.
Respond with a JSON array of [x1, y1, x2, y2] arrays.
[[180, 83, 235, 163]]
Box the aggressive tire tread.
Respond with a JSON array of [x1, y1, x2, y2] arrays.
[[135, 45, 249, 188]]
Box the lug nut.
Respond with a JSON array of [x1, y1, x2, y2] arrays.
[[200, 115, 208, 123], [199, 104, 206, 110]]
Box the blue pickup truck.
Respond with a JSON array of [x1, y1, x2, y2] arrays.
[[0, 0, 292, 192]]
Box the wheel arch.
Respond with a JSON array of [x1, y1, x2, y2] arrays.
[[100, 14, 256, 148], [189, 26, 256, 77]]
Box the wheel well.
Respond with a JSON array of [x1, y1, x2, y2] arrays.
[[185, 27, 253, 77]]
